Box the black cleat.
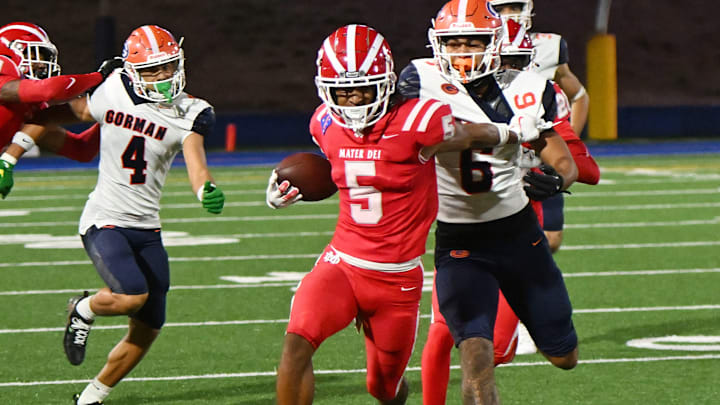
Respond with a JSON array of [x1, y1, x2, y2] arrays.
[[73, 393, 103, 404], [63, 291, 93, 366]]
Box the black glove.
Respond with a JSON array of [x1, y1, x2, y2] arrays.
[[97, 57, 124, 79], [523, 164, 568, 201]]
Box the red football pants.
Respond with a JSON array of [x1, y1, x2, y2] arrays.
[[287, 246, 424, 401]]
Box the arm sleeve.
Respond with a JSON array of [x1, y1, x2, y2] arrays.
[[397, 63, 421, 99], [17, 72, 103, 103], [565, 137, 600, 185], [191, 107, 216, 137]]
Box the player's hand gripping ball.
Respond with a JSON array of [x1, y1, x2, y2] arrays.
[[275, 152, 337, 201]]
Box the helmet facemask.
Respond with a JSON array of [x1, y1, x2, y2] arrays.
[[315, 25, 396, 135], [14, 39, 60, 79], [124, 50, 185, 103], [489, 0, 534, 29], [429, 30, 501, 84], [316, 70, 396, 135], [499, 19, 535, 71]]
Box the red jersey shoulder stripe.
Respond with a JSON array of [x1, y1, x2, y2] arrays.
[[402, 98, 445, 133]]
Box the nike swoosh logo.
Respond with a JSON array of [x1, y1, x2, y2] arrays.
[[531, 238, 543, 246], [65, 77, 76, 89], [400, 286, 417, 291], [381, 134, 400, 139]]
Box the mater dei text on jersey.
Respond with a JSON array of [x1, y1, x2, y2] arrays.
[[338, 148, 383, 160]]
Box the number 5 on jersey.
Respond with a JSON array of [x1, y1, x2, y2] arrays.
[[345, 160, 382, 224]]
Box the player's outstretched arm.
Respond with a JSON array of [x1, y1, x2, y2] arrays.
[[554, 64, 589, 135], [0, 57, 123, 105], [183, 132, 224, 214]]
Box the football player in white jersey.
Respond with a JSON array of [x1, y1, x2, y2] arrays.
[[46, 25, 225, 405], [490, 0, 592, 254], [398, 1, 579, 403]]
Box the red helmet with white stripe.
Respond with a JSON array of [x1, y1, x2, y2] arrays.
[[500, 18, 535, 70], [315, 24, 396, 133], [489, 0, 534, 29], [122, 25, 185, 102], [428, 0, 504, 83], [0, 22, 60, 80]]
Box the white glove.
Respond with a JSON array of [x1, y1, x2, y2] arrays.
[[509, 114, 538, 143], [266, 170, 302, 209], [517, 146, 542, 169], [509, 114, 554, 144]]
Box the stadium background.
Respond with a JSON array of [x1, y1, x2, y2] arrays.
[[4, 0, 719, 146]]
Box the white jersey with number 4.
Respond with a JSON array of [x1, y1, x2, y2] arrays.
[[407, 58, 554, 223], [79, 72, 213, 234]]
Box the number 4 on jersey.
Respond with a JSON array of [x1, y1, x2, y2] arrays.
[[122, 136, 147, 184]]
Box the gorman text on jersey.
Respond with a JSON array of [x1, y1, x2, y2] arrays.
[[103, 110, 168, 140]]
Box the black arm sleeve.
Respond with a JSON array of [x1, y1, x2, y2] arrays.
[[541, 81, 558, 122], [397, 63, 421, 99], [192, 106, 216, 137]]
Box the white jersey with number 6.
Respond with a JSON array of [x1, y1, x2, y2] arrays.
[[79, 72, 213, 233], [407, 58, 555, 223]]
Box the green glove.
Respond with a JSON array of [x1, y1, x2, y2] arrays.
[[0, 159, 14, 199], [201, 180, 224, 214]]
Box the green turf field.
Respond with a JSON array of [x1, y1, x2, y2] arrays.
[[1, 153, 719, 404]]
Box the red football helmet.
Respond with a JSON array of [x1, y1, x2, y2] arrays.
[[428, 0, 504, 83], [0, 22, 60, 80], [315, 24, 396, 133], [500, 18, 535, 70], [489, 0, 534, 29], [122, 25, 185, 102]]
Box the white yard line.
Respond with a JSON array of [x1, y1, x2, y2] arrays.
[[1, 304, 718, 335], [1, 268, 719, 296], [1, 354, 719, 387]]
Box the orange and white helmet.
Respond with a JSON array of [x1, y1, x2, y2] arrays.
[[428, 0, 504, 83], [315, 24, 396, 133], [500, 18, 535, 70], [0, 22, 60, 80], [122, 25, 185, 102], [489, 0, 534, 29]]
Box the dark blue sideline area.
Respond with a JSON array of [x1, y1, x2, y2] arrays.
[[17, 105, 720, 171]]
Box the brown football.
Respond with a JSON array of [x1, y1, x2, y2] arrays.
[[275, 152, 337, 201]]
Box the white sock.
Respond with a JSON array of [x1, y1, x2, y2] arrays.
[[77, 377, 112, 404], [76, 296, 96, 321]]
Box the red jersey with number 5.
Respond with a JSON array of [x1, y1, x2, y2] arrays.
[[310, 97, 454, 265]]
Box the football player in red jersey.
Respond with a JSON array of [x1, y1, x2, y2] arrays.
[[266, 24, 541, 405], [0, 22, 121, 198], [490, 0, 593, 253]]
